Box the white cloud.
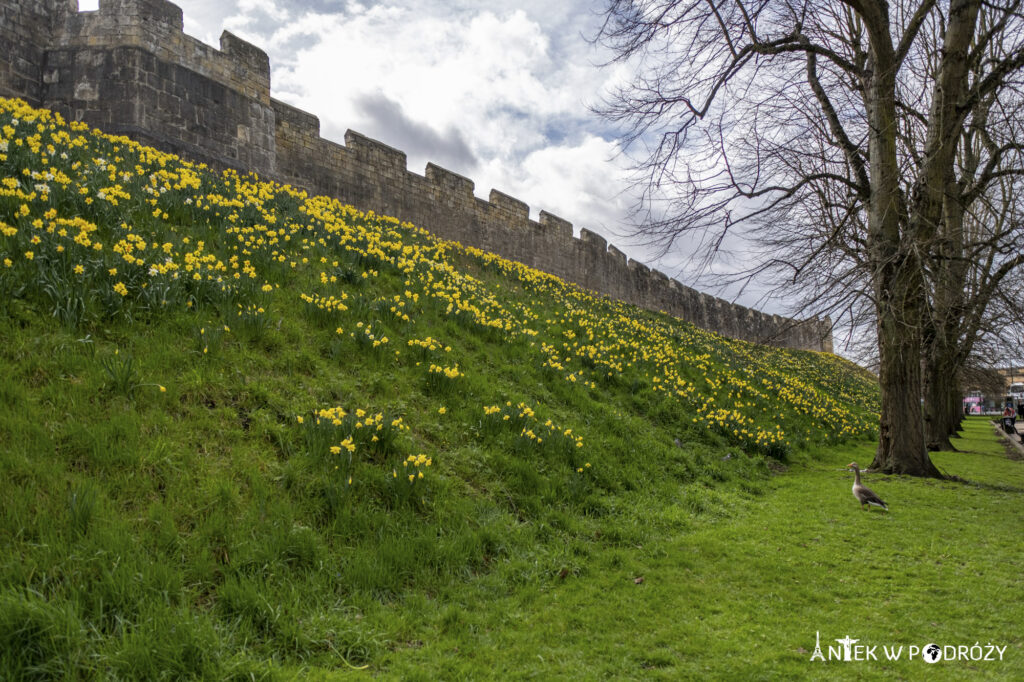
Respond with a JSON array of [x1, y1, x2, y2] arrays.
[[253, 6, 589, 158], [491, 135, 629, 234], [235, 0, 290, 23], [221, 2, 632, 230]]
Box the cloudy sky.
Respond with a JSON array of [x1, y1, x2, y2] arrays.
[[77, 0, 775, 313]]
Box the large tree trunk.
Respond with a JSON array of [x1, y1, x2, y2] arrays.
[[950, 385, 965, 434], [859, 16, 943, 478], [868, 0, 980, 477], [924, 349, 961, 451], [922, 26, 974, 453], [925, 242, 966, 453], [869, 254, 943, 475]]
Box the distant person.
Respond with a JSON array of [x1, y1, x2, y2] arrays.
[[1002, 403, 1016, 435], [1018, 402, 1024, 443]]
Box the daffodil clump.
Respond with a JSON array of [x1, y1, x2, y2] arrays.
[[195, 323, 230, 356], [400, 453, 432, 482], [390, 453, 434, 508], [481, 401, 536, 434], [692, 406, 788, 459], [235, 301, 270, 339], [300, 290, 349, 326], [351, 321, 390, 355], [322, 436, 358, 489], [372, 292, 413, 324], [481, 401, 586, 466], [424, 362, 463, 396], [300, 405, 410, 460], [406, 335, 451, 361], [568, 461, 595, 504], [295, 403, 428, 503], [98, 348, 139, 397]]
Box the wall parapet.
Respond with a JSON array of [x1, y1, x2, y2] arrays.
[[0, 0, 832, 353], [56, 0, 271, 103]]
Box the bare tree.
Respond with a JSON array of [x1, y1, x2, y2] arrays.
[[596, 0, 1024, 476], [907, 4, 1024, 449], [924, 176, 1024, 448]]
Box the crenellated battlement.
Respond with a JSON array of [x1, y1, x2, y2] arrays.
[[538, 211, 573, 240], [425, 163, 475, 198], [56, 0, 270, 103], [97, 0, 183, 29], [0, 0, 832, 352]]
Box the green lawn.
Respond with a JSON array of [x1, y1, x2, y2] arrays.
[[371, 419, 1024, 680]]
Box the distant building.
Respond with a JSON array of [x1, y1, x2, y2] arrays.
[[999, 367, 1024, 404], [962, 366, 1022, 414]]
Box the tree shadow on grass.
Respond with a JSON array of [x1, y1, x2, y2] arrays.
[[937, 461, 1024, 494], [911, 442, 1024, 493]]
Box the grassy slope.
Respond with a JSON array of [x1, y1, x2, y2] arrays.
[[0, 98, 1021, 679]]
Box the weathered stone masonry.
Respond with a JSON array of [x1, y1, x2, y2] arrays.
[[1, 0, 833, 352]]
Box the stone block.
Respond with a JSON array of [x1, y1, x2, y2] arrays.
[[100, 0, 183, 30], [488, 189, 529, 222], [219, 31, 270, 79], [627, 259, 650, 276], [426, 162, 474, 196], [344, 129, 406, 172], [538, 210, 572, 239], [73, 79, 99, 101], [271, 98, 319, 134], [580, 228, 607, 253], [607, 245, 627, 268]]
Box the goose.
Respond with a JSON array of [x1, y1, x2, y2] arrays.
[[846, 462, 888, 511]]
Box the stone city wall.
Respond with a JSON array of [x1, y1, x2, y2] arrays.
[[0, 0, 832, 352]]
